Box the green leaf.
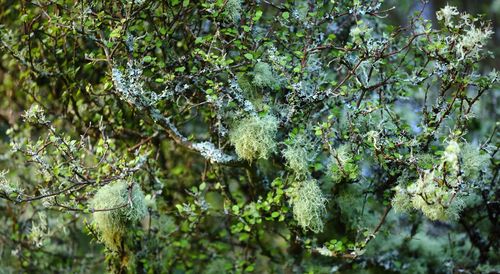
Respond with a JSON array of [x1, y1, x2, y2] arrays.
[[194, 36, 204, 44], [175, 204, 183, 213], [109, 27, 122, 39], [232, 205, 240, 213], [244, 53, 254, 60], [253, 10, 263, 22], [199, 182, 206, 191]]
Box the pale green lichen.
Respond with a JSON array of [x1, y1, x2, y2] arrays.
[[22, 104, 48, 124], [128, 0, 145, 5], [408, 171, 464, 221], [391, 185, 414, 213], [229, 114, 279, 161], [224, 0, 242, 23], [455, 23, 493, 61], [392, 141, 466, 221], [442, 140, 460, 174], [29, 212, 48, 248], [253, 62, 278, 89], [436, 5, 459, 28], [283, 132, 316, 177], [329, 144, 359, 183], [90, 180, 147, 251], [461, 143, 490, 181], [435, 5, 493, 61], [287, 179, 327, 233], [0, 170, 18, 195]]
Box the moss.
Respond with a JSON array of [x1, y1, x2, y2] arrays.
[[229, 114, 279, 161], [416, 153, 436, 170], [236, 73, 256, 95], [287, 179, 327, 233], [155, 215, 177, 235], [90, 180, 147, 251], [366, 220, 476, 273], [477, 263, 500, 273], [336, 182, 382, 229]]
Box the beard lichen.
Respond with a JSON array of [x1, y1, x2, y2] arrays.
[[90, 180, 147, 251], [460, 143, 491, 181], [283, 132, 316, 178], [329, 144, 359, 183], [392, 140, 474, 221], [407, 170, 464, 221], [287, 179, 327, 233], [224, 0, 242, 23], [229, 114, 279, 161], [253, 62, 278, 89]]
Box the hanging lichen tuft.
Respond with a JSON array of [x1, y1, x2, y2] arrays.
[[90, 180, 147, 251], [224, 0, 242, 23], [287, 179, 327, 233], [252, 62, 279, 89], [283, 132, 316, 178], [229, 114, 279, 161]]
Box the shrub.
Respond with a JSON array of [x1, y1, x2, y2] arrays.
[[0, 1, 497, 273]]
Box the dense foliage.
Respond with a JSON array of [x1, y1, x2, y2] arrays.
[[0, 0, 498, 273]]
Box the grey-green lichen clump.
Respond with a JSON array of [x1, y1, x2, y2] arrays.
[[391, 141, 488, 221], [229, 114, 279, 161], [224, 0, 242, 23], [287, 179, 327, 233], [253, 62, 279, 89], [283, 132, 316, 177], [329, 144, 359, 183], [393, 170, 465, 221], [90, 180, 147, 251], [460, 143, 491, 181]]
